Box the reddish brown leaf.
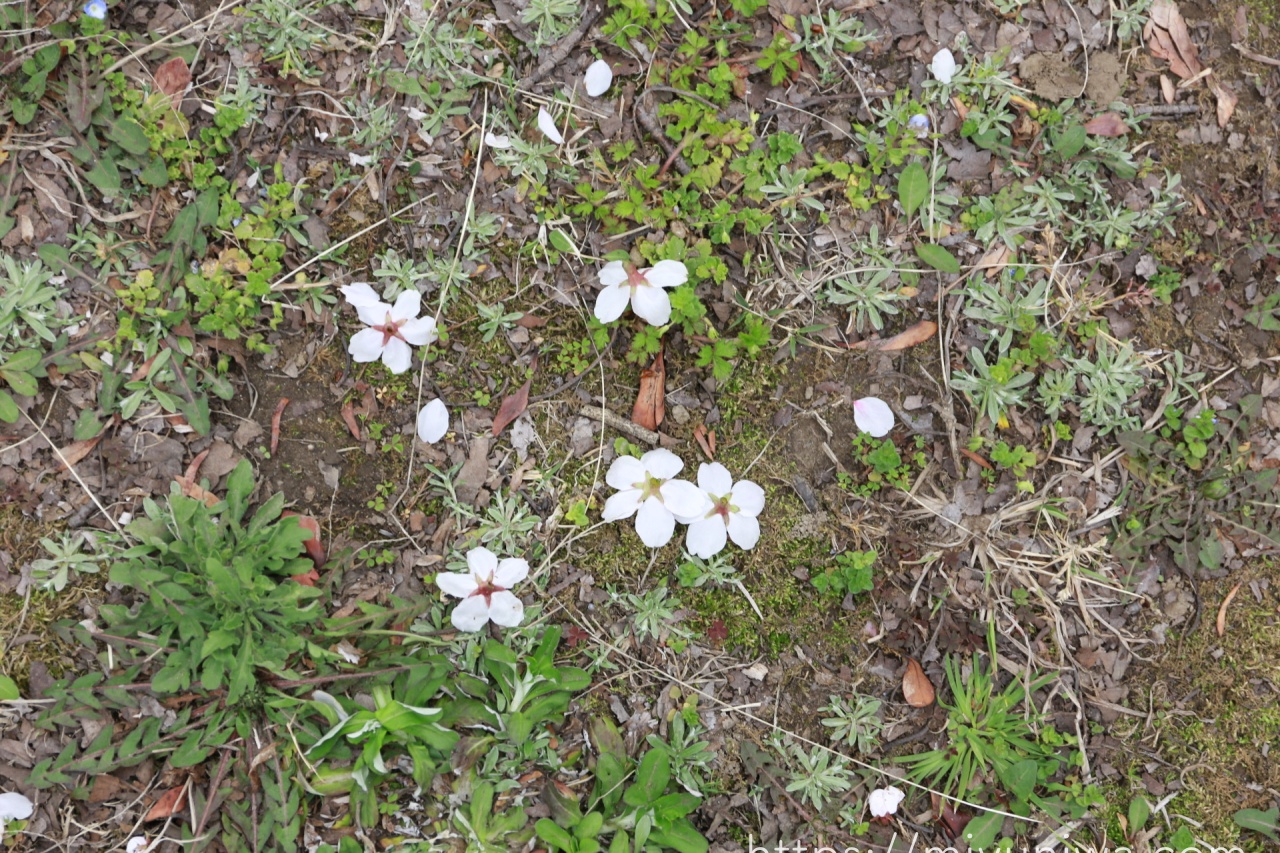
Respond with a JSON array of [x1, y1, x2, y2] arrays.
[[144, 783, 188, 821], [339, 399, 362, 440], [565, 625, 590, 647], [270, 397, 289, 455], [960, 448, 994, 470], [493, 377, 533, 437], [932, 793, 971, 839], [1212, 81, 1238, 127], [57, 435, 103, 469], [284, 510, 325, 566], [290, 568, 320, 586], [903, 657, 936, 708], [631, 349, 665, 431], [1216, 582, 1241, 636], [1083, 112, 1129, 136], [182, 449, 210, 484], [843, 320, 939, 352], [153, 56, 191, 105], [693, 424, 716, 460], [1147, 0, 1202, 79], [515, 313, 547, 328], [88, 773, 125, 803], [707, 619, 728, 643]]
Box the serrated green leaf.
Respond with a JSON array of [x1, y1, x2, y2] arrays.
[[85, 157, 122, 196], [897, 162, 928, 218], [915, 242, 960, 273], [140, 154, 169, 187]]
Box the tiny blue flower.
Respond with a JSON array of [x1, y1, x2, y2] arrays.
[[83, 0, 107, 18], [908, 114, 930, 137]]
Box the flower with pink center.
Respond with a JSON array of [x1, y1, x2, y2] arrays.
[[341, 282, 438, 375], [436, 547, 528, 632], [680, 462, 765, 558], [603, 449, 711, 548], [594, 259, 688, 326]]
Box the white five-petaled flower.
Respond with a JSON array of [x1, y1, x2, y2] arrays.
[[594, 259, 688, 326], [83, 0, 107, 18], [436, 547, 529, 632], [867, 785, 905, 818], [680, 463, 765, 558], [853, 396, 895, 438], [603, 449, 711, 548], [341, 282, 438, 375], [416, 399, 448, 443], [929, 48, 957, 84]]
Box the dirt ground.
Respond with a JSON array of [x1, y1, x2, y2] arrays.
[[1, 0, 1280, 850]]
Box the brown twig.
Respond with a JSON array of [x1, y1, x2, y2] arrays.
[[518, 3, 605, 89]]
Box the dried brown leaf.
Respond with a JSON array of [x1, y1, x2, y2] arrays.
[[144, 783, 188, 821], [1212, 82, 1238, 127], [57, 435, 102, 469], [631, 349, 665, 431], [339, 399, 361, 440], [270, 397, 289, 455], [493, 377, 533, 437], [1216, 582, 1241, 636], [1084, 112, 1130, 136], [844, 320, 938, 352], [903, 657, 936, 707], [153, 57, 191, 103]]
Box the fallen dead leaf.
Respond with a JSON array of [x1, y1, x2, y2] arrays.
[[493, 377, 533, 437], [903, 657, 936, 708], [843, 320, 938, 352], [631, 348, 665, 431], [57, 435, 103, 469], [1160, 74, 1176, 104], [1216, 582, 1241, 636], [339, 399, 361, 440], [960, 448, 994, 470], [975, 243, 1012, 278], [1084, 112, 1129, 136], [270, 397, 289, 455], [693, 423, 715, 460], [1146, 0, 1203, 80], [144, 782, 188, 821], [1212, 81, 1238, 127], [153, 56, 191, 107], [284, 510, 325, 566]]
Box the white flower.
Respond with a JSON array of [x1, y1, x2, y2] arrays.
[[126, 837, 150, 853], [929, 48, 957, 84], [0, 791, 33, 822], [853, 396, 895, 437], [436, 547, 529, 632], [868, 785, 905, 818], [681, 463, 765, 558], [584, 59, 613, 97], [82, 0, 107, 18], [341, 283, 438, 375], [594, 259, 688, 326], [484, 131, 512, 149], [603, 449, 711, 548], [416, 399, 449, 443], [537, 106, 564, 144]]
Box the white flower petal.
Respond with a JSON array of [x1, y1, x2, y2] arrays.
[[340, 282, 381, 307], [630, 285, 672, 326], [730, 479, 765, 516], [726, 513, 760, 551], [381, 337, 413, 374], [854, 397, 895, 437], [466, 547, 499, 578], [398, 316, 438, 346], [584, 59, 613, 97], [0, 792, 34, 821], [537, 107, 564, 144], [349, 152, 375, 167], [644, 259, 688, 289], [348, 328, 386, 363], [484, 131, 512, 149], [126, 838, 149, 853], [598, 261, 628, 288], [641, 448, 684, 480], [416, 399, 449, 443], [389, 289, 422, 322], [354, 301, 391, 326], [929, 48, 957, 84], [606, 455, 648, 490], [487, 590, 524, 627], [634, 496, 675, 547], [685, 518, 727, 559], [603, 489, 642, 521], [696, 462, 733, 497], [868, 786, 905, 818], [660, 479, 712, 521], [437, 571, 479, 599], [594, 283, 631, 324], [450, 596, 491, 632], [493, 558, 529, 588]]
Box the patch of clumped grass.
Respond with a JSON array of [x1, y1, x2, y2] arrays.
[[1099, 558, 1280, 850]]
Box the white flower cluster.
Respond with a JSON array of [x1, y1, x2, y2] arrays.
[[603, 450, 765, 555]]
